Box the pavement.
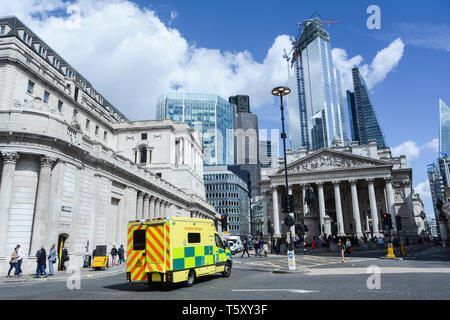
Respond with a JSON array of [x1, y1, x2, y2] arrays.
[[0, 263, 126, 284]]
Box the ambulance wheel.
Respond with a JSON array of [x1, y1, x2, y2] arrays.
[[222, 261, 232, 277], [185, 270, 196, 287]]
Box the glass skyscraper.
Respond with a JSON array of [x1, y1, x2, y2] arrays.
[[347, 67, 386, 148], [440, 99, 450, 156], [287, 17, 348, 151], [156, 93, 234, 165]]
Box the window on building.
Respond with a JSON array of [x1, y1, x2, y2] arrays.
[[104, 131, 108, 141], [52, 56, 60, 68], [57, 100, 63, 112], [95, 125, 99, 135], [141, 133, 147, 140], [22, 31, 32, 45], [0, 26, 5, 35], [43, 91, 49, 104], [85, 119, 90, 130], [27, 80, 34, 94], [74, 87, 79, 102], [156, 173, 162, 178], [140, 146, 147, 164], [38, 44, 47, 58]]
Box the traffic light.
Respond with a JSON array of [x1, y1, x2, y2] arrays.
[[382, 213, 392, 230], [396, 215, 402, 231], [267, 220, 274, 235], [221, 215, 228, 231], [281, 195, 294, 213]]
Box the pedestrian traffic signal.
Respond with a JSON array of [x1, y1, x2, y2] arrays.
[[221, 214, 228, 231], [396, 215, 402, 231]]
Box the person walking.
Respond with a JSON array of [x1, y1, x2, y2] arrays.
[[241, 240, 250, 258], [61, 246, 69, 271], [338, 238, 345, 263], [111, 245, 118, 266], [254, 240, 262, 257], [6, 247, 19, 277], [118, 245, 125, 265], [48, 244, 57, 276], [16, 244, 24, 276], [273, 239, 279, 255], [263, 241, 269, 257], [35, 246, 48, 278], [345, 239, 352, 254]]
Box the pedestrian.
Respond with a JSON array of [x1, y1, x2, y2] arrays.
[[263, 241, 268, 257], [48, 244, 57, 276], [254, 240, 262, 257], [16, 244, 24, 276], [111, 245, 118, 266], [118, 245, 125, 264], [35, 246, 48, 278], [345, 239, 352, 254], [273, 239, 280, 255], [338, 238, 345, 262], [241, 240, 250, 258], [61, 246, 69, 271], [6, 247, 20, 277], [312, 238, 316, 249]]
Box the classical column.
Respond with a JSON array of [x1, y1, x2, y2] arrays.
[[349, 179, 363, 239], [0, 152, 19, 258], [30, 156, 58, 254], [143, 194, 149, 219], [288, 185, 295, 237], [136, 192, 143, 219], [154, 199, 160, 218], [271, 187, 281, 237], [367, 178, 381, 236], [159, 200, 165, 218], [385, 177, 398, 232], [146, 149, 151, 165], [149, 196, 156, 219], [333, 181, 345, 236], [317, 182, 326, 235], [301, 184, 309, 216]]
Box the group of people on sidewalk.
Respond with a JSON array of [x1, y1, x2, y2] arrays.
[[6, 244, 69, 278]]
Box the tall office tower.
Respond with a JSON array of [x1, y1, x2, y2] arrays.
[[156, 93, 234, 166], [440, 99, 450, 156], [229, 95, 261, 199], [347, 68, 386, 148], [259, 139, 279, 168], [287, 17, 349, 151]]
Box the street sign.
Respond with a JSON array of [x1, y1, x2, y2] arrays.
[[287, 250, 296, 271], [223, 231, 230, 239]]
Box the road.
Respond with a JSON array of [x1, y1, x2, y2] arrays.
[[0, 246, 449, 300]]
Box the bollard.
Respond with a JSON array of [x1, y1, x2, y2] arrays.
[[400, 242, 406, 256], [386, 242, 396, 259]]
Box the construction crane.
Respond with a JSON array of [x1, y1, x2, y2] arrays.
[[283, 48, 291, 79], [296, 20, 340, 26]]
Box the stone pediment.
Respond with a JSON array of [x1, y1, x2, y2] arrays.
[[278, 149, 392, 174]]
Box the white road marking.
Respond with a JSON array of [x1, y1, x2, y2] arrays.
[[307, 267, 450, 276], [232, 289, 319, 293]]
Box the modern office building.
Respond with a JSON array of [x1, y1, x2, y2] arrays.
[[287, 17, 349, 152], [259, 139, 279, 168], [0, 16, 218, 274], [439, 99, 450, 156], [204, 165, 250, 236], [156, 92, 234, 166], [347, 68, 386, 148], [230, 95, 261, 199]]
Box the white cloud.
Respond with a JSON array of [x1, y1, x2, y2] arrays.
[[414, 180, 432, 201], [0, 0, 291, 120], [391, 140, 421, 161], [332, 38, 405, 92], [421, 138, 439, 152]]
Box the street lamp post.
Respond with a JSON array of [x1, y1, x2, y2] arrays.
[[272, 86, 296, 270]]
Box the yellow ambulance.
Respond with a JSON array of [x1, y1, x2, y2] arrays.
[[126, 217, 232, 287]]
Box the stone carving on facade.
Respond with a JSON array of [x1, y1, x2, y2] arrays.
[[40, 156, 58, 167], [1, 152, 19, 164], [288, 154, 375, 173]]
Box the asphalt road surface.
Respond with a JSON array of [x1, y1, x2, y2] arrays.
[[1, 246, 449, 300]]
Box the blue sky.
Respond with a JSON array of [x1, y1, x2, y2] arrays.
[[2, 0, 449, 216]]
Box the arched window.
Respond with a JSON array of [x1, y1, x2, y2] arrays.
[[140, 146, 147, 164]]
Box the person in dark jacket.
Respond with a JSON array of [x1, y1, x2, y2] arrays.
[[61, 246, 68, 271], [35, 246, 47, 278], [118, 245, 125, 265], [241, 240, 250, 258], [111, 246, 118, 266]]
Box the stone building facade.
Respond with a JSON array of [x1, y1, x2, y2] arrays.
[[261, 139, 420, 243], [0, 16, 217, 274]]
